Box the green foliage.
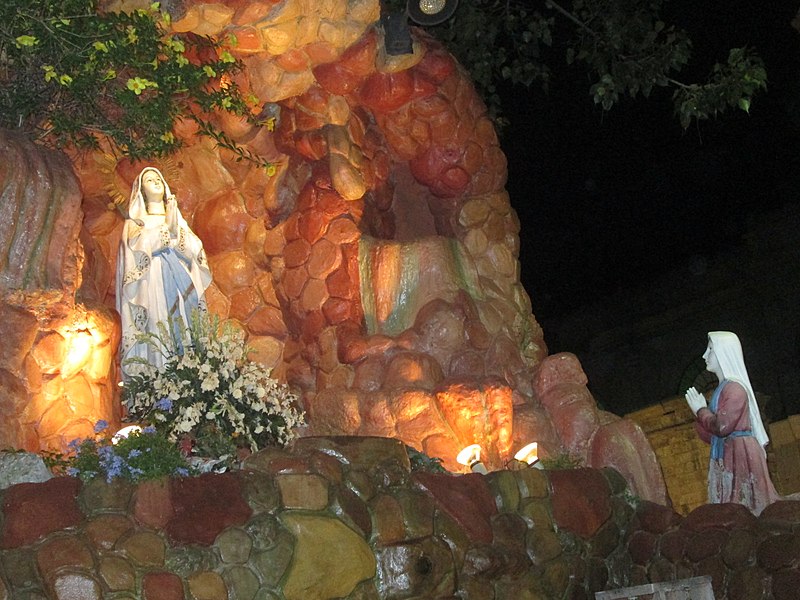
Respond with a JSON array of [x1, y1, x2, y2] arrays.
[[0, 0, 271, 166], [672, 47, 767, 128], [40, 449, 72, 473], [539, 451, 583, 470], [408, 0, 766, 128], [568, 0, 692, 108], [406, 445, 448, 473], [65, 420, 190, 483], [427, 0, 554, 123], [623, 488, 642, 509]]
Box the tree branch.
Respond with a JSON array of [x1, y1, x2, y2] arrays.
[[544, 0, 598, 37]]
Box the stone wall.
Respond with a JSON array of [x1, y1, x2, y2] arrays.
[[765, 416, 800, 496], [2, 437, 800, 600], [626, 398, 709, 515]]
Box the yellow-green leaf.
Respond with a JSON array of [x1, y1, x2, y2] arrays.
[[738, 97, 750, 113], [42, 65, 57, 82], [15, 35, 38, 48]]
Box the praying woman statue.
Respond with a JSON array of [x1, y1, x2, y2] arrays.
[[116, 167, 212, 379], [685, 331, 779, 515]]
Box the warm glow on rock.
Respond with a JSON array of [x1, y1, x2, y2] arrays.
[[61, 329, 93, 381], [17, 303, 122, 452], [372, 243, 401, 325]]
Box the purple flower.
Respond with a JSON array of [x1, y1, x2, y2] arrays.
[[143, 425, 157, 434], [155, 397, 173, 412], [94, 420, 109, 434], [174, 467, 189, 477], [127, 466, 144, 479], [98, 445, 125, 482], [67, 438, 82, 452], [128, 449, 142, 458], [67, 467, 79, 477]]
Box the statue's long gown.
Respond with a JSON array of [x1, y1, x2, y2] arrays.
[[696, 380, 780, 515], [116, 207, 211, 377]]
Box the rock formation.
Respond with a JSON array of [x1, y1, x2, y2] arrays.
[[0, 0, 667, 503], [0, 131, 121, 450]]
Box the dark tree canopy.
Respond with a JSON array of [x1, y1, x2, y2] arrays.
[[392, 0, 767, 128]]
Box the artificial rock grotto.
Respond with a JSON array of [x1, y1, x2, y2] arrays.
[[0, 0, 667, 504], [8, 2, 800, 599]]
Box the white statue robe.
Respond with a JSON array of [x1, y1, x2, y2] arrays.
[[116, 169, 211, 378]]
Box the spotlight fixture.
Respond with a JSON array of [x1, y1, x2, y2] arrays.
[[407, 0, 459, 25], [113, 424, 142, 445], [456, 444, 488, 474], [514, 442, 539, 466], [380, 0, 459, 56]]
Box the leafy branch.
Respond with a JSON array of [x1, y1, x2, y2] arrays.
[[413, 0, 767, 128], [0, 0, 272, 167]]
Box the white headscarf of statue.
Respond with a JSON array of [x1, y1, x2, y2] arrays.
[[127, 166, 174, 222], [707, 331, 769, 450], [116, 167, 212, 378]]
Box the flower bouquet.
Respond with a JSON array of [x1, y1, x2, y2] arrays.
[[121, 311, 305, 461]]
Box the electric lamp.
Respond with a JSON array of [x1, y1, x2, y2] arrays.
[[456, 444, 488, 474], [514, 442, 539, 466], [407, 0, 459, 25], [506, 442, 542, 470]]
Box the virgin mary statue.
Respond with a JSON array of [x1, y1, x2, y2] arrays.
[[116, 167, 212, 378]]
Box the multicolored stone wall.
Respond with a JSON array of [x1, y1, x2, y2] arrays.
[[1, 437, 800, 600]]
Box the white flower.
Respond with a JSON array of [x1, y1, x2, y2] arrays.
[[122, 310, 305, 451], [201, 373, 219, 391]]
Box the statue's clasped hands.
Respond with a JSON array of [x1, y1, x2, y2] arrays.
[[685, 387, 707, 415], [165, 194, 179, 236]]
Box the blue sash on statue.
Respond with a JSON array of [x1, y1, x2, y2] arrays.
[[154, 247, 197, 354], [709, 379, 753, 460]]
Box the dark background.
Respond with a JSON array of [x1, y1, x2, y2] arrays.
[[500, 0, 800, 351]]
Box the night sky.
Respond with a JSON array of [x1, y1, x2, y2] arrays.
[[499, 0, 800, 349]]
